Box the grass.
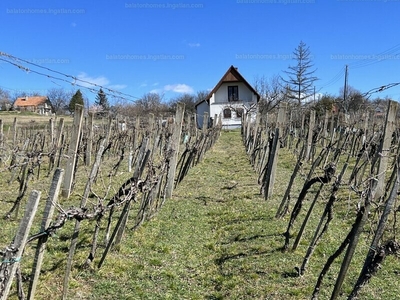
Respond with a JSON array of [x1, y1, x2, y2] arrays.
[[1, 127, 400, 299]]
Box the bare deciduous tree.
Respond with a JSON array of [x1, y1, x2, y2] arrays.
[[0, 88, 12, 111], [47, 88, 74, 114], [169, 93, 196, 113], [254, 74, 286, 114], [135, 93, 169, 116], [338, 85, 367, 114]]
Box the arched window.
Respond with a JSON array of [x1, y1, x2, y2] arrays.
[[223, 108, 231, 118], [236, 108, 244, 118]]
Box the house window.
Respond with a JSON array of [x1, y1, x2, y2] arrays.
[[236, 108, 244, 118], [223, 108, 231, 118], [228, 86, 239, 101]]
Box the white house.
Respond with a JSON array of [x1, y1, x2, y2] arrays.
[[195, 65, 260, 129]]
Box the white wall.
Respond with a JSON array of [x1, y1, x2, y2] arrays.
[[213, 82, 253, 104], [197, 81, 258, 128]]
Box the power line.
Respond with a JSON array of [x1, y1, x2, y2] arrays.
[[318, 66, 346, 90], [362, 82, 400, 99], [349, 43, 400, 69], [319, 44, 400, 96], [0, 51, 141, 102]]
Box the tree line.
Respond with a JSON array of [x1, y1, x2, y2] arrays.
[[0, 41, 396, 119], [0, 86, 209, 117]]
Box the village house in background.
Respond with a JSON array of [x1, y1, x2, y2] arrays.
[[13, 96, 54, 115], [195, 65, 260, 129]]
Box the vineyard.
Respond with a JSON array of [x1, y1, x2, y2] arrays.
[[1, 100, 400, 299], [0, 104, 221, 299]]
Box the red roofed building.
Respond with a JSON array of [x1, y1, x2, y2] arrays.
[[13, 96, 54, 115]]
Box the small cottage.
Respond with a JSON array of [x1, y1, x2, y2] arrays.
[[195, 65, 260, 129], [14, 96, 54, 115]]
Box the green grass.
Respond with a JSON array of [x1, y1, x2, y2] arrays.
[[1, 129, 400, 299]]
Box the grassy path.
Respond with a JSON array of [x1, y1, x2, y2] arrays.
[[91, 129, 310, 300]]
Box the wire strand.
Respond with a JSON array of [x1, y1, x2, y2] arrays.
[[0, 51, 141, 102]]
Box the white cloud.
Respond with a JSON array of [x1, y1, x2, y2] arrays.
[[75, 72, 127, 92], [152, 82, 159, 86], [139, 82, 148, 88], [149, 88, 161, 94], [188, 42, 200, 48], [164, 84, 194, 94], [76, 72, 109, 87]]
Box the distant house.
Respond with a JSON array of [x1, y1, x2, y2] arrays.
[[195, 65, 260, 129], [13, 96, 54, 115]]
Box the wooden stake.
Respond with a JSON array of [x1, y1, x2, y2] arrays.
[[165, 103, 185, 199], [375, 100, 397, 201], [0, 190, 41, 300], [28, 169, 64, 300], [62, 104, 84, 198]]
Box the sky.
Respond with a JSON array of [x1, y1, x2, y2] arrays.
[[0, 0, 400, 106]]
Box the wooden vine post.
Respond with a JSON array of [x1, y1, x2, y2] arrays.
[[85, 112, 94, 166], [28, 169, 64, 300], [322, 110, 329, 147], [375, 100, 397, 201], [62, 104, 84, 198], [48, 118, 54, 149], [12, 117, 17, 148], [165, 102, 185, 199], [0, 190, 41, 300], [266, 103, 286, 199], [305, 109, 315, 161]]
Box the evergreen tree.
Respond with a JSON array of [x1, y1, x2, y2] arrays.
[[95, 88, 109, 111], [69, 89, 84, 112], [281, 41, 318, 105]]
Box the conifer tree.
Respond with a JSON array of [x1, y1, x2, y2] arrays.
[[95, 88, 109, 111], [69, 89, 84, 112]]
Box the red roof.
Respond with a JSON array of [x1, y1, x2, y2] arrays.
[[14, 96, 48, 107]]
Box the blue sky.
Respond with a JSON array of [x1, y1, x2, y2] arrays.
[[1, 0, 399, 105]]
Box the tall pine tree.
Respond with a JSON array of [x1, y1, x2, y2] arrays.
[[95, 88, 109, 111], [69, 89, 84, 112]]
